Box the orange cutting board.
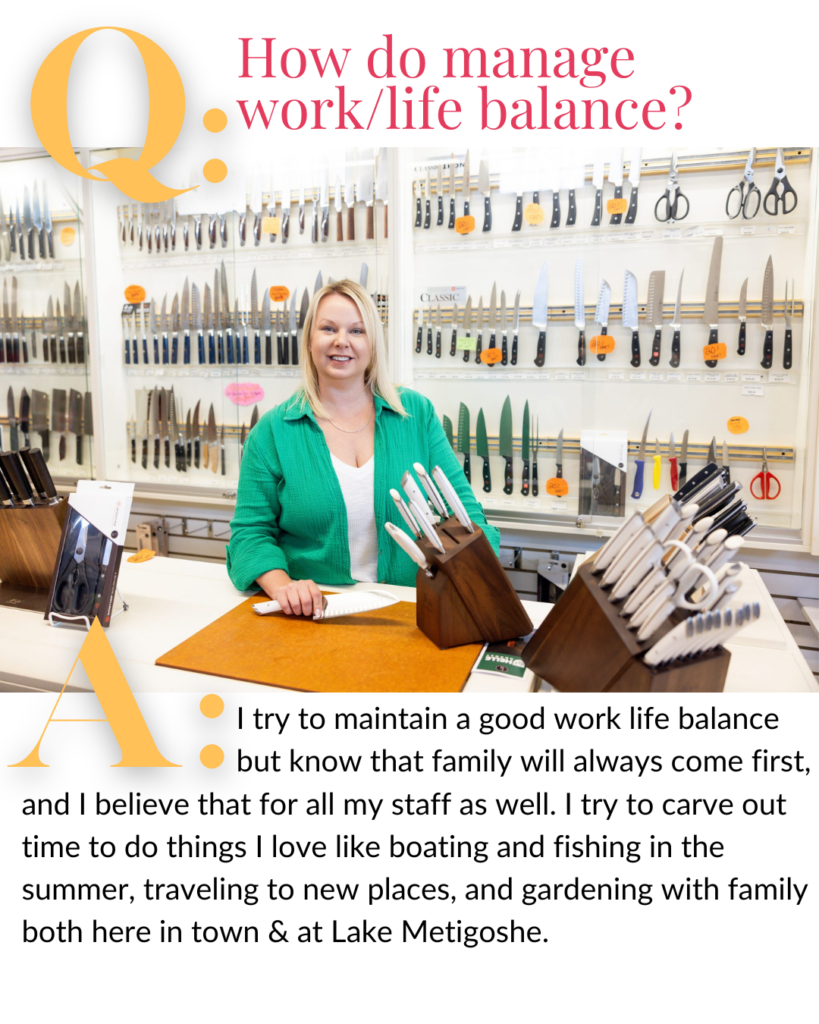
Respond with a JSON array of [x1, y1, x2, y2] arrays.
[[156, 594, 482, 693]]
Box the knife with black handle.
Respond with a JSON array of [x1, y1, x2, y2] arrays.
[[504, 455, 513, 495], [512, 192, 523, 232], [426, 316, 433, 356], [415, 315, 423, 355]]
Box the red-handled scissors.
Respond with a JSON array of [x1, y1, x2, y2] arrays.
[[750, 448, 781, 500]]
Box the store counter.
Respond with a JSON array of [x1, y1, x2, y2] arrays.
[[0, 556, 815, 695]]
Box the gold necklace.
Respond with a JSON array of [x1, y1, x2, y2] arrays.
[[327, 400, 374, 434]]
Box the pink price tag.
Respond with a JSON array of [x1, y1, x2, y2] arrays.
[[225, 383, 265, 407]]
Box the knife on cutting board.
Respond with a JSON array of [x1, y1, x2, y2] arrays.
[[253, 589, 399, 621], [457, 402, 471, 483], [760, 256, 774, 370], [703, 235, 723, 368], [647, 270, 665, 367], [476, 408, 491, 493], [623, 270, 640, 368], [500, 396, 514, 495]]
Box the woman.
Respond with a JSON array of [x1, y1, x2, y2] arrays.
[[227, 279, 500, 615]]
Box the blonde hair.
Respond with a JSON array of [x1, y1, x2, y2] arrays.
[[297, 279, 406, 419]]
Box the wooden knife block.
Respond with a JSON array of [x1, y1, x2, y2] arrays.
[[0, 499, 68, 611], [522, 561, 729, 693], [414, 516, 533, 649]]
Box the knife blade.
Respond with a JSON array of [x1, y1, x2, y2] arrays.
[[344, 153, 356, 239], [68, 389, 83, 465], [678, 429, 689, 490], [64, 282, 76, 364], [556, 428, 564, 480], [170, 291, 179, 364], [250, 269, 260, 363], [462, 151, 471, 217], [52, 388, 67, 461], [623, 270, 640, 367], [11, 277, 21, 363], [20, 388, 30, 447], [378, 150, 391, 237], [511, 289, 521, 367], [608, 148, 624, 225], [221, 261, 233, 363], [737, 276, 748, 357], [15, 201, 24, 261], [359, 149, 375, 240], [385, 522, 432, 576], [160, 294, 170, 365], [500, 396, 514, 495], [206, 404, 217, 472], [23, 187, 35, 259], [647, 270, 666, 366], [669, 270, 684, 368], [476, 408, 491, 492], [593, 153, 608, 225], [254, 588, 399, 621], [760, 256, 774, 370], [32, 183, 44, 258], [32, 390, 50, 461], [574, 256, 586, 366], [474, 297, 484, 364], [652, 439, 662, 490], [449, 301, 459, 358], [436, 164, 444, 226], [213, 268, 223, 363], [320, 172, 330, 241], [56, 298, 66, 363], [703, 235, 723, 368], [479, 158, 492, 232], [532, 262, 548, 367], [0, 189, 10, 262], [631, 409, 652, 500], [594, 279, 612, 362], [521, 400, 531, 496], [448, 155, 457, 229], [456, 401, 471, 483], [461, 296, 472, 364], [262, 289, 272, 365], [499, 290, 508, 366], [6, 387, 18, 450], [2, 279, 9, 363], [625, 148, 641, 225]]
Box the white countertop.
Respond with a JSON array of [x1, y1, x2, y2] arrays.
[[1, 555, 815, 694]]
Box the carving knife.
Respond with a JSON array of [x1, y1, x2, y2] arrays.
[[479, 157, 492, 231], [608, 148, 624, 225], [532, 262, 548, 367], [345, 153, 356, 240], [68, 389, 83, 464], [574, 256, 586, 366], [591, 153, 605, 226], [461, 296, 472, 364], [500, 290, 508, 366], [449, 300, 459, 357], [737, 277, 748, 356], [436, 163, 444, 226], [594, 279, 612, 362], [476, 408, 491, 492], [703, 235, 723, 368], [511, 289, 521, 366], [760, 256, 774, 370], [521, 400, 531, 496], [670, 270, 684, 368], [625, 148, 641, 225], [631, 409, 652, 500], [448, 155, 457, 229], [647, 270, 666, 366], [500, 396, 514, 495], [623, 270, 640, 367], [456, 401, 471, 483]]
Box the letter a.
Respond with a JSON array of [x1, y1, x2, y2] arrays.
[[10, 619, 179, 767]]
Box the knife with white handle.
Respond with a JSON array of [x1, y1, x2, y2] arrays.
[[385, 522, 434, 577], [253, 589, 398, 621], [592, 513, 643, 574], [601, 524, 655, 587], [410, 498, 445, 553], [402, 470, 435, 528], [628, 581, 675, 631], [413, 462, 448, 518], [390, 487, 421, 537], [432, 465, 474, 532], [609, 538, 664, 602]]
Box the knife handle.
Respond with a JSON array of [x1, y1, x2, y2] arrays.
[[208, 331, 216, 364], [550, 191, 560, 229], [416, 325, 423, 354], [521, 460, 530, 496], [347, 206, 355, 240], [448, 197, 455, 229], [737, 321, 746, 356], [597, 327, 608, 362], [171, 333, 178, 364], [669, 457, 679, 492], [464, 199, 470, 218], [221, 445, 226, 476], [243, 332, 249, 365], [277, 333, 284, 365], [423, 199, 431, 229], [532, 459, 539, 497], [226, 329, 234, 365], [282, 331, 290, 365], [154, 336, 160, 363], [76, 434, 83, 466], [610, 186, 624, 225], [631, 458, 645, 500], [132, 437, 137, 463], [511, 332, 518, 366], [198, 332, 204, 365], [462, 452, 471, 483], [265, 332, 272, 365], [124, 335, 130, 364], [194, 439, 199, 468], [67, 337, 76, 364], [59, 434, 66, 462], [437, 195, 444, 226], [512, 195, 523, 231], [483, 196, 492, 232], [652, 456, 661, 490], [783, 328, 793, 370], [705, 327, 719, 369], [77, 335, 84, 364], [336, 210, 343, 241], [630, 330, 641, 368], [679, 462, 687, 489], [217, 333, 223, 364], [291, 331, 299, 366], [503, 457, 513, 495], [163, 336, 169, 365], [366, 205, 374, 240], [670, 329, 681, 368], [415, 197, 422, 228], [51, 336, 57, 363], [625, 185, 639, 225], [426, 326, 433, 356], [534, 330, 546, 368], [435, 329, 441, 359], [487, 330, 496, 367], [566, 188, 577, 227], [254, 331, 261, 364], [450, 329, 457, 358], [576, 330, 586, 367], [60, 338, 66, 363], [141, 438, 147, 469], [592, 188, 603, 227], [482, 456, 491, 493], [463, 333, 470, 363], [474, 331, 482, 364], [501, 333, 508, 366], [649, 329, 662, 366]]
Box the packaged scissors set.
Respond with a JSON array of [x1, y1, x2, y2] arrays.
[[45, 481, 134, 629]]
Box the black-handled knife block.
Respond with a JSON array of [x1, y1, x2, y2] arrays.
[[414, 515, 533, 649], [0, 499, 68, 611], [521, 561, 729, 693]]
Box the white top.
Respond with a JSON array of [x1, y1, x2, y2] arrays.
[[330, 453, 379, 582]]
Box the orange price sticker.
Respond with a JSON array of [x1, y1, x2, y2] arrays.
[[480, 348, 503, 365], [727, 416, 750, 435], [523, 203, 545, 225], [606, 197, 628, 215], [546, 477, 569, 497], [703, 342, 727, 361], [269, 286, 290, 302], [124, 284, 146, 304], [128, 549, 157, 563], [262, 216, 281, 235], [60, 226, 76, 246], [455, 215, 476, 235], [590, 335, 616, 354]]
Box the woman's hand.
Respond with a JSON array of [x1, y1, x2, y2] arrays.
[[257, 570, 325, 618]]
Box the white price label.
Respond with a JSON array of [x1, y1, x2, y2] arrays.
[[662, 228, 682, 240], [741, 373, 763, 382], [501, 499, 515, 507], [723, 373, 739, 383], [571, 371, 587, 381], [608, 371, 625, 380], [550, 502, 568, 512], [778, 225, 796, 235], [740, 225, 756, 236], [641, 231, 654, 240], [649, 372, 664, 381], [703, 227, 724, 237], [684, 225, 703, 238], [741, 385, 764, 397], [630, 371, 646, 380], [705, 373, 721, 382], [667, 371, 683, 381], [769, 372, 791, 383], [555, 371, 570, 381], [686, 372, 702, 382]]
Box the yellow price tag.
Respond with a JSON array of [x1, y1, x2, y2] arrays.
[[128, 549, 157, 563], [703, 343, 727, 361], [590, 335, 615, 354], [727, 416, 750, 435], [262, 216, 281, 234], [124, 285, 146, 304], [523, 203, 545, 225], [607, 198, 628, 215], [455, 215, 476, 234]]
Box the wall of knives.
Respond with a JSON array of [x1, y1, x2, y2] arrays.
[[87, 147, 389, 491], [405, 146, 816, 542], [0, 153, 94, 480]]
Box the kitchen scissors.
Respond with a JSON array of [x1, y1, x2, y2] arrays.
[[654, 151, 689, 223], [54, 519, 93, 616], [726, 148, 761, 219], [750, 448, 782, 500], [764, 148, 798, 215]]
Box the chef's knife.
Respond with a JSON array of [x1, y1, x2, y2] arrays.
[[511, 289, 521, 366], [647, 270, 666, 366], [631, 409, 652, 500], [423, 168, 431, 230], [457, 401, 471, 482], [254, 589, 399, 621], [521, 400, 531, 496], [625, 148, 641, 224], [499, 289, 508, 366], [462, 151, 471, 217], [703, 235, 723, 368], [436, 164, 444, 226], [532, 262, 548, 367], [594, 279, 612, 362], [670, 270, 684, 368], [68, 389, 83, 464], [476, 408, 491, 492], [574, 256, 586, 366], [461, 296, 472, 364], [435, 303, 442, 359], [474, 297, 484, 364], [760, 256, 774, 370], [479, 158, 492, 231], [500, 396, 514, 495], [448, 156, 457, 229], [623, 270, 640, 367], [608, 148, 624, 225], [737, 277, 748, 356], [678, 429, 689, 489], [52, 388, 67, 461]]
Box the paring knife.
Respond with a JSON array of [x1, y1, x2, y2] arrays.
[[594, 279, 611, 362], [647, 270, 666, 366], [511, 289, 521, 366], [669, 270, 684, 368], [703, 235, 723, 369], [479, 157, 492, 231], [608, 148, 624, 225], [533, 262, 548, 368], [631, 409, 652, 500], [476, 408, 491, 492], [625, 148, 641, 224], [760, 256, 774, 370], [737, 277, 748, 356], [500, 396, 514, 495], [521, 400, 531, 496], [574, 256, 586, 366], [623, 270, 640, 368], [385, 522, 433, 577], [253, 589, 399, 621], [457, 401, 471, 483]]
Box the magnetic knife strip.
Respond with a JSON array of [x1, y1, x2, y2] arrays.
[[467, 435, 795, 465], [412, 147, 813, 193], [413, 301, 805, 325]]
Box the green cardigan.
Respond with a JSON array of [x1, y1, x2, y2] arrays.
[[226, 388, 501, 590]]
